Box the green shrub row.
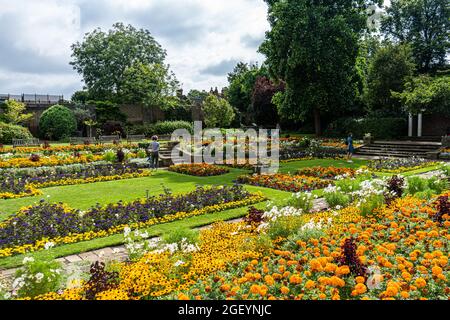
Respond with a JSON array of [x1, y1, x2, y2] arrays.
[[325, 117, 407, 139], [128, 121, 193, 136]]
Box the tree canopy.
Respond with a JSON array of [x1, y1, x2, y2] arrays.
[[259, 0, 376, 135], [366, 42, 416, 116], [381, 0, 450, 73], [0, 100, 33, 125], [202, 94, 235, 128], [71, 23, 167, 101], [392, 74, 450, 116]]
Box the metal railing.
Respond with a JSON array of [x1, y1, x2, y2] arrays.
[[0, 94, 64, 105]]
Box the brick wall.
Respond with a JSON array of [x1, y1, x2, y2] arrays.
[[423, 114, 450, 136]]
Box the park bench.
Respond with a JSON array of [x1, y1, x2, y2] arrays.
[[69, 137, 97, 145], [127, 134, 146, 143], [99, 135, 121, 145], [12, 138, 41, 148]]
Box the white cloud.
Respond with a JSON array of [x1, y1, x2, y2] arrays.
[[0, 0, 269, 97]]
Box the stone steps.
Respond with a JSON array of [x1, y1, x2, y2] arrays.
[[356, 140, 441, 158]]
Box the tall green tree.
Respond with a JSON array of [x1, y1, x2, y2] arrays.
[[381, 0, 450, 73], [120, 62, 179, 110], [202, 94, 235, 128], [259, 0, 376, 135], [366, 43, 416, 116], [226, 62, 267, 123], [70, 23, 167, 101]]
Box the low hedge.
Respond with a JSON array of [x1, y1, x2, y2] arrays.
[[325, 117, 407, 139], [0, 122, 33, 144], [128, 121, 194, 136]]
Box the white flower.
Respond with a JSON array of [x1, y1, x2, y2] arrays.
[[3, 292, 11, 299], [174, 260, 185, 267], [124, 227, 131, 237], [44, 242, 55, 250], [22, 257, 34, 264], [35, 273, 44, 282]]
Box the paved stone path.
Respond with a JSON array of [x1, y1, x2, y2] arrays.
[[0, 198, 330, 282]]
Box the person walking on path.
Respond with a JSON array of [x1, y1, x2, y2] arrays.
[[346, 133, 354, 162], [148, 135, 160, 170]]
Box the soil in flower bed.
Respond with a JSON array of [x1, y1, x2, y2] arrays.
[[236, 174, 330, 192], [0, 185, 252, 253], [168, 163, 230, 176], [296, 166, 356, 179]]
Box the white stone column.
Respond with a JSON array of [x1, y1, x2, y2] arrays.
[[408, 113, 413, 137], [417, 113, 423, 137]]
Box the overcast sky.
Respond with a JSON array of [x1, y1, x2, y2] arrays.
[[0, 0, 269, 98]]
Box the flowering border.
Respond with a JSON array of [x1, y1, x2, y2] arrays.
[[0, 171, 152, 200], [0, 193, 266, 257]]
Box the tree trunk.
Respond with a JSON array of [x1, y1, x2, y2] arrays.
[[313, 108, 321, 136]]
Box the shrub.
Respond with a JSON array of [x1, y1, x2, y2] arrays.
[[150, 121, 193, 135], [324, 191, 351, 208], [286, 192, 316, 212], [13, 257, 64, 298], [406, 176, 429, 195], [267, 216, 304, 240], [427, 177, 449, 194], [325, 117, 407, 139], [359, 195, 385, 217], [0, 122, 33, 144], [39, 105, 77, 140]]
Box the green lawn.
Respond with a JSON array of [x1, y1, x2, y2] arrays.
[[0, 157, 396, 270]]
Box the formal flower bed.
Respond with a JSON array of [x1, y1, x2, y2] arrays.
[[168, 164, 230, 176], [296, 166, 357, 179], [28, 222, 261, 300], [25, 192, 449, 300], [179, 195, 449, 300], [368, 157, 439, 173], [0, 143, 140, 155], [0, 185, 265, 257], [236, 174, 330, 192], [440, 149, 450, 160], [0, 154, 103, 169], [0, 164, 151, 199]]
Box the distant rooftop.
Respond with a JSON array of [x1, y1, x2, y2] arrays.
[[0, 93, 64, 105]]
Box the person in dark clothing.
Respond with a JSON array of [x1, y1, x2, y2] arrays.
[[346, 133, 354, 162], [147, 135, 160, 170]]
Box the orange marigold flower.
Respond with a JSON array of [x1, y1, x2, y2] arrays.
[[305, 280, 316, 290], [355, 276, 365, 284], [178, 293, 190, 300], [415, 278, 427, 289], [432, 266, 443, 276], [280, 286, 290, 294], [250, 285, 260, 295], [400, 291, 409, 299], [335, 266, 350, 276], [264, 275, 275, 286], [354, 283, 367, 295], [289, 275, 302, 285]]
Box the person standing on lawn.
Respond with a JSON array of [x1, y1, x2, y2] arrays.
[[346, 132, 354, 162], [148, 135, 160, 170]]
